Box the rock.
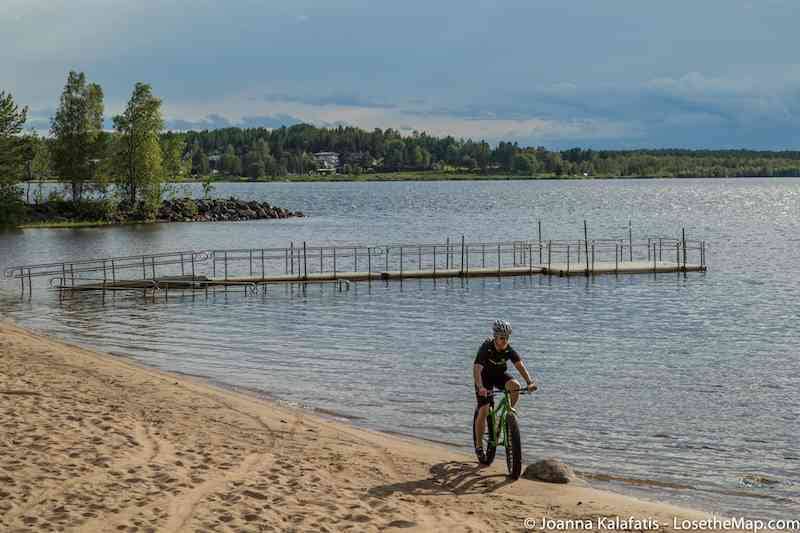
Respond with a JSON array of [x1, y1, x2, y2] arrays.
[[522, 458, 576, 484], [740, 474, 780, 487]]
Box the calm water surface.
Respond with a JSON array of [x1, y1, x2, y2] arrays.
[[1, 178, 798, 519]]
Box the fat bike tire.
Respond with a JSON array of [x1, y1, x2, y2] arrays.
[[505, 413, 522, 479]]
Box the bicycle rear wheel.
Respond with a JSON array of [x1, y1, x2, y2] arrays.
[[505, 412, 522, 479], [472, 407, 497, 465]]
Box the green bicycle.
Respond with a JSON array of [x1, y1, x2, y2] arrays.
[[472, 388, 532, 479]]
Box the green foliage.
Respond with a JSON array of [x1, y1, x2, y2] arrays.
[[0, 90, 28, 226], [161, 133, 189, 182], [50, 71, 104, 202], [112, 82, 164, 214], [182, 124, 800, 179], [191, 148, 209, 175], [182, 198, 199, 218], [201, 175, 215, 199]]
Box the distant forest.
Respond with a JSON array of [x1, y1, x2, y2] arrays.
[[181, 124, 800, 178]]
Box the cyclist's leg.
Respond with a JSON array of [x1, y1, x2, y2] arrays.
[[503, 372, 522, 407], [474, 385, 492, 448], [474, 371, 501, 450]]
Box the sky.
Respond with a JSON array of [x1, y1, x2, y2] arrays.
[[2, 0, 799, 149]]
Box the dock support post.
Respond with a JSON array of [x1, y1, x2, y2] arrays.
[[584, 220, 590, 276], [321, 247, 324, 274], [659, 238, 663, 262], [285, 248, 288, 274], [497, 243, 501, 276], [701, 240, 706, 268], [333, 248, 337, 277], [682, 228, 687, 272], [354, 247, 358, 272], [647, 238, 651, 262], [368, 247, 372, 275], [482, 244, 485, 268], [446, 237, 450, 269], [615, 243, 619, 274], [433, 246, 436, 278], [460, 236, 465, 276], [538, 219, 542, 264], [224, 251, 228, 281], [303, 242, 308, 280], [418, 246, 421, 271], [112, 259, 117, 282], [28, 269, 32, 298], [652, 242, 657, 273], [400, 247, 403, 277], [629, 220, 633, 261], [385, 246, 389, 272], [528, 243, 533, 274], [290, 242, 294, 275], [142, 257, 147, 279], [548, 240, 552, 270], [567, 245, 570, 274]]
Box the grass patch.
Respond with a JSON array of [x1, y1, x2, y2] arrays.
[[20, 220, 120, 229]]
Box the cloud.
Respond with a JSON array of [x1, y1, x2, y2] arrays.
[[263, 92, 397, 110], [8, 1, 800, 148], [238, 114, 304, 129], [165, 113, 304, 132]]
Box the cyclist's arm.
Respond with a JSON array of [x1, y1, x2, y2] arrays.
[[473, 363, 485, 389], [513, 360, 536, 388]]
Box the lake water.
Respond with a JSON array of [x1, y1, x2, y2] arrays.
[[1, 178, 798, 519]]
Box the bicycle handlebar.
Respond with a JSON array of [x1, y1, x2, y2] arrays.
[[483, 388, 536, 395]]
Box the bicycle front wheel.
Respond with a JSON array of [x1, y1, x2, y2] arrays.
[[505, 412, 522, 479], [473, 407, 497, 465]]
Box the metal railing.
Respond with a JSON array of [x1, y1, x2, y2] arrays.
[[4, 250, 210, 296], [3, 231, 707, 298], [208, 235, 706, 280]]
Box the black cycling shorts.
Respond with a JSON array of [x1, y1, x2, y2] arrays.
[[475, 372, 514, 407]]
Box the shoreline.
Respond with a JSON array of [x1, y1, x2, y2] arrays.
[[1, 320, 742, 532]]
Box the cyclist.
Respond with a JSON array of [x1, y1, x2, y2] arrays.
[[473, 319, 537, 463]]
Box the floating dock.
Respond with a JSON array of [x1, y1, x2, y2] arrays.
[[4, 229, 707, 299]]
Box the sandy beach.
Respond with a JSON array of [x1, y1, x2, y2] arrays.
[[1, 320, 733, 532]]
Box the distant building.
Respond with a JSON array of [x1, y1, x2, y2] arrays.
[[313, 152, 340, 174], [207, 155, 222, 172]]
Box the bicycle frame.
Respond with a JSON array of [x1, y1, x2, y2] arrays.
[[486, 390, 517, 449]]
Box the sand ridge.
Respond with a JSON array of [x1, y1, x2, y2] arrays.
[[1, 320, 733, 532]]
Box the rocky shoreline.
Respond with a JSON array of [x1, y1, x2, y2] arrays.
[[24, 197, 304, 225], [156, 198, 304, 222]]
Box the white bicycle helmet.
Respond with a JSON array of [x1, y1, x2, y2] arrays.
[[492, 319, 512, 337]]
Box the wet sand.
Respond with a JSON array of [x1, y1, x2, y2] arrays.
[[0, 320, 733, 532]]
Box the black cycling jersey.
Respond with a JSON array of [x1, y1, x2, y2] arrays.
[[474, 338, 521, 376]]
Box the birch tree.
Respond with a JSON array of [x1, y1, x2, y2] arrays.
[[112, 83, 164, 214]]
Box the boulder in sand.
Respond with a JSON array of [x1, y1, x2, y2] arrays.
[[522, 458, 576, 484]]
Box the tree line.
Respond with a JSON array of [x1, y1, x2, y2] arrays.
[[3, 71, 800, 227], [183, 127, 800, 179], [1, 71, 183, 225]]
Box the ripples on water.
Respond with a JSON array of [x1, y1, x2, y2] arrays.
[[1, 178, 798, 519]]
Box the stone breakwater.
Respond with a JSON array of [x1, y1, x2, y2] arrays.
[[24, 197, 304, 224], [157, 198, 304, 222]]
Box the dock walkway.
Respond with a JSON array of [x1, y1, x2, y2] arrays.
[[4, 234, 707, 298]]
